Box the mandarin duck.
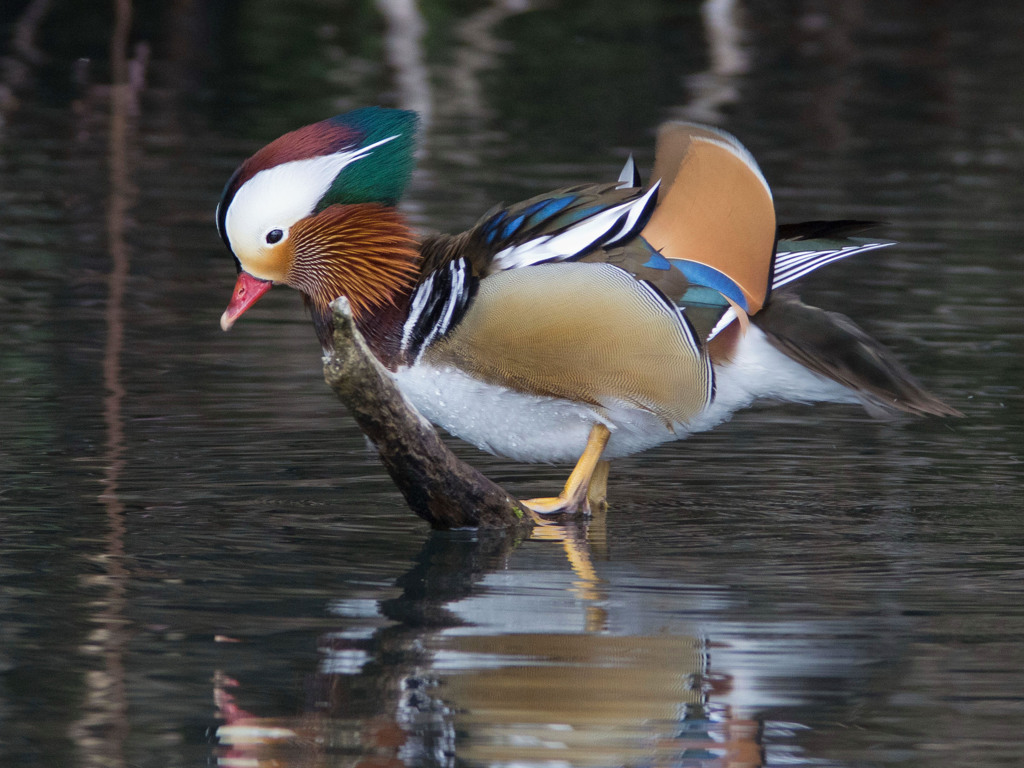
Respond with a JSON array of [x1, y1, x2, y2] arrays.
[[217, 107, 959, 514]]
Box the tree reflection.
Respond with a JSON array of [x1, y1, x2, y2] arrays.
[[66, 2, 141, 766]]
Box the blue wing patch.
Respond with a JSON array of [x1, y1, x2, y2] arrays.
[[636, 238, 749, 311], [642, 251, 672, 271], [482, 195, 580, 245], [670, 258, 749, 312], [500, 214, 527, 240], [523, 195, 575, 222]]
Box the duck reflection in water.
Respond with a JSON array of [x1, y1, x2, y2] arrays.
[[212, 526, 763, 767]]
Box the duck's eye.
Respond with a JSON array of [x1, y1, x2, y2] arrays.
[[265, 229, 284, 245]]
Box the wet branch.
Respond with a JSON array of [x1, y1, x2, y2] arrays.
[[323, 298, 533, 532]]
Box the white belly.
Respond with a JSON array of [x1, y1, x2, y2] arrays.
[[391, 326, 860, 463]]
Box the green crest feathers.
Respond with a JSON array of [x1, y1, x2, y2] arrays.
[[319, 107, 419, 209]]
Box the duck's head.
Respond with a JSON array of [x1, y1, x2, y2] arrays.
[[216, 107, 421, 346]]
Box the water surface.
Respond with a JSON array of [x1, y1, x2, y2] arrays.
[[1, 2, 1022, 767]]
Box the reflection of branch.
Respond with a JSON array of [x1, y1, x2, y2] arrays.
[[12, 0, 51, 63], [376, 0, 432, 129], [69, 2, 143, 766], [443, 0, 531, 124], [674, 0, 750, 124], [702, 0, 749, 76], [0, 0, 52, 121], [792, 4, 862, 150]]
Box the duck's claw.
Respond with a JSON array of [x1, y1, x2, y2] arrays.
[[522, 493, 591, 517], [520, 425, 610, 518]]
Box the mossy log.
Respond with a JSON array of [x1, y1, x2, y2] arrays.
[[323, 298, 533, 532]]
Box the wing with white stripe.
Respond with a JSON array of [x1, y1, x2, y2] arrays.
[[400, 257, 477, 362], [481, 183, 660, 272]]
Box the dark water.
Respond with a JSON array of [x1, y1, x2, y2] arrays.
[[1, 2, 1022, 766]]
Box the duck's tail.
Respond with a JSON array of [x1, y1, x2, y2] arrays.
[[753, 292, 962, 418], [772, 220, 895, 293], [637, 122, 959, 418]]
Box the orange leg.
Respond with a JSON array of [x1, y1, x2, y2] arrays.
[[587, 459, 611, 513], [522, 424, 611, 516]]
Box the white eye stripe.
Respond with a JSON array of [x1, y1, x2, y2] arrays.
[[223, 134, 398, 258]]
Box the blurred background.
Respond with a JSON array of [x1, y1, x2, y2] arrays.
[[1, 2, 1022, 767]]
